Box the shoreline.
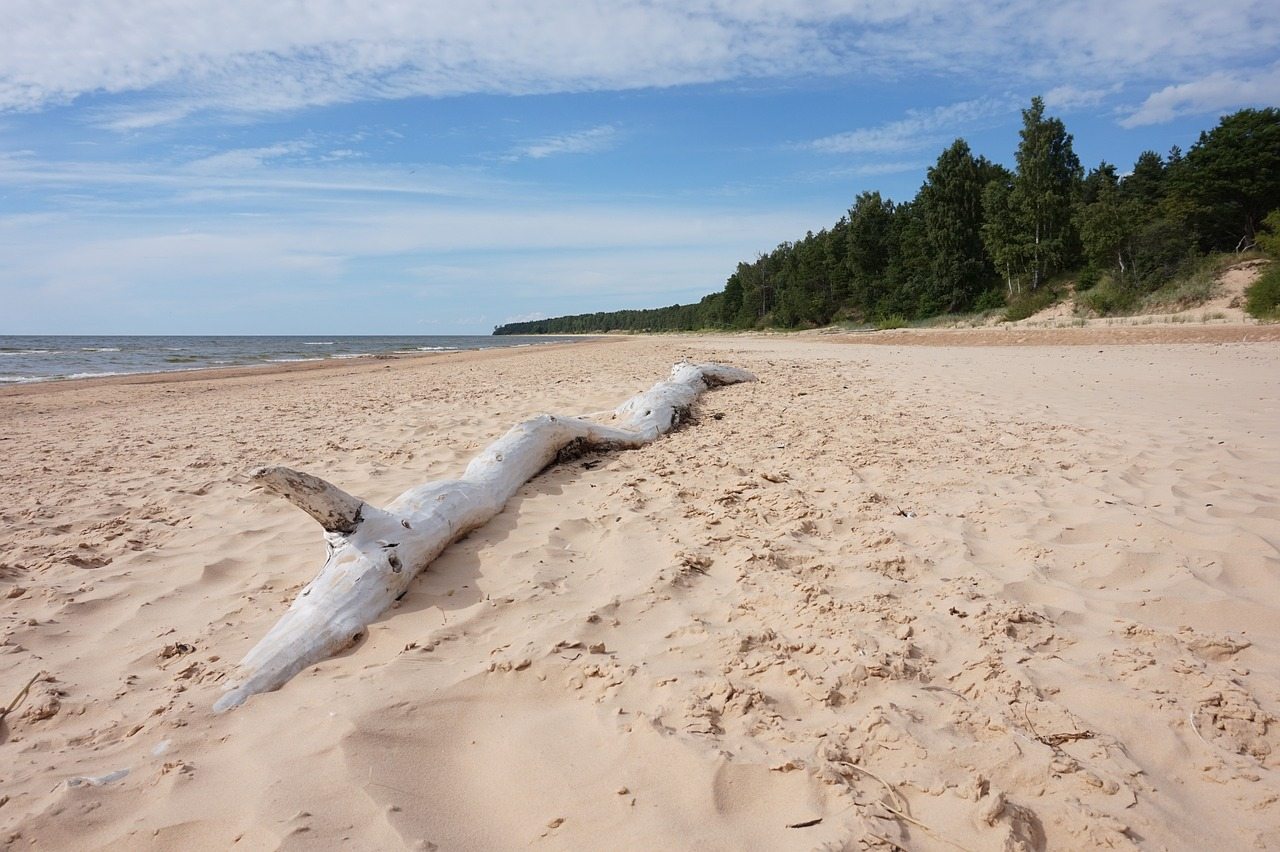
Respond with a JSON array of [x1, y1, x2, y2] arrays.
[[0, 338, 613, 397], [7, 318, 1273, 400]]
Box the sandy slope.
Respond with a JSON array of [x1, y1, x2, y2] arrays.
[[1006, 258, 1270, 329], [1, 336, 1278, 850]]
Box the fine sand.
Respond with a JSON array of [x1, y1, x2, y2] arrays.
[[1, 333, 1278, 850]]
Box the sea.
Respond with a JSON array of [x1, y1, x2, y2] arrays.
[[0, 335, 581, 385]]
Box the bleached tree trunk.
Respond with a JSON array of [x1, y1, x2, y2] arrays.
[[213, 362, 755, 712]]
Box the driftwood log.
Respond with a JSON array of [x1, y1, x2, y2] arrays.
[[214, 361, 755, 711]]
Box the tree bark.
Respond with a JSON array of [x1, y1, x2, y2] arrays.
[[213, 361, 755, 711]]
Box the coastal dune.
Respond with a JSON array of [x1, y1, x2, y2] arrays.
[[1, 335, 1278, 850]]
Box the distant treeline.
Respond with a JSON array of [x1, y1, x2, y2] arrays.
[[494, 102, 1279, 335]]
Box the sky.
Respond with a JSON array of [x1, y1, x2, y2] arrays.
[[1, 2, 1278, 335]]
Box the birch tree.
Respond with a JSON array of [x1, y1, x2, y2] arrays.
[[1010, 97, 1082, 289]]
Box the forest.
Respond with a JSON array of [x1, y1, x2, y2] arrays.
[[494, 102, 1280, 335]]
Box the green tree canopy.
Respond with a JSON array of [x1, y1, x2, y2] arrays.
[[494, 104, 1272, 336], [981, 171, 1028, 294], [1166, 108, 1280, 251], [1011, 96, 1083, 288], [1122, 150, 1166, 206], [918, 139, 998, 312], [1078, 162, 1136, 278]]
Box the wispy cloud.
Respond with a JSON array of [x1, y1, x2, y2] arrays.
[[798, 161, 927, 186], [809, 98, 1015, 156], [0, 150, 491, 200], [0, 147, 828, 331], [843, 161, 927, 176], [94, 102, 200, 132], [1038, 1, 1278, 78], [1121, 63, 1280, 127], [508, 125, 620, 161], [184, 142, 312, 173], [1044, 83, 1120, 112], [2, 3, 1277, 126]]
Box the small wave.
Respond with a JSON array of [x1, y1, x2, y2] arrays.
[[60, 371, 130, 381], [417, 346, 459, 351], [165, 355, 205, 363], [332, 353, 373, 359], [266, 357, 323, 363], [302, 341, 335, 345], [0, 375, 42, 383], [0, 349, 58, 355], [81, 347, 121, 352]]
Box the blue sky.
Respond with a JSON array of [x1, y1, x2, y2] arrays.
[[1, 2, 1277, 334]]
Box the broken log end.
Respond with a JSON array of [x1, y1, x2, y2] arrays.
[[250, 466, 367, 534]]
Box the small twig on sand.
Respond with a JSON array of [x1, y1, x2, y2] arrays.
[[1019, 701, 1043, 740], [842, 762, 907, 812], [1188, 711, 1213, 749], [1037, 730, 1096, 747], [1, 671, 43, 720], [1022, 701, 1095, 747], [840, 762, 975, 852]]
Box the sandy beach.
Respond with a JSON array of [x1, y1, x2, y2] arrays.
[[2, 333, 1278, 850]]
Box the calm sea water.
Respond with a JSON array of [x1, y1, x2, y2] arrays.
[[0, 335, 582, 384]]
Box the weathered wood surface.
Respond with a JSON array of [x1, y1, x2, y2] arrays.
[[213, 362, 755, 711]]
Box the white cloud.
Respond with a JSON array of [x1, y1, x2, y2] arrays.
[[798, 161, 927, 186], [0, 2, 854, 119], [184, 142, 312, 173], [319, 149, 361, 162], [1, 2, 1277, 125], [1043, 84, 1119, 111], [510, 125, 620, 160], [810, 98, 1015, 155], [1038, 1, 1277, 78], [842, 161, 927, 177], [0, 151, 494, 199], [94, 102, 199, 132], [1121, 64, 1280, 127]]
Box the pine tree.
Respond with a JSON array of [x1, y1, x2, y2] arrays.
[[845, 191, 896, 318], [1166, 107, 1280, 251], [918, 139, 996, 312], [882, 200, 929, 318], [1122, 150, 1166, 206]]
